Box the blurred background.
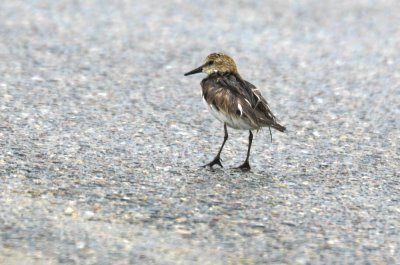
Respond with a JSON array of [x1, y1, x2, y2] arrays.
[[0, 0, 399, 264]]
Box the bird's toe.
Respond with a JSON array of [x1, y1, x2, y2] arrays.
[[202, 156, 223, 169]]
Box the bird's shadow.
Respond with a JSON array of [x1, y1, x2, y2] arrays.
[[193, 164, 280, 182]]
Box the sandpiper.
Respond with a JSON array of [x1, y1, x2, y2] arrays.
[[184, 53, 286, 171]]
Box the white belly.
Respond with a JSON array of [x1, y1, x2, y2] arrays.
[[207, 104, 254, 130]]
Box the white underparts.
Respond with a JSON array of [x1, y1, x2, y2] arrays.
[[206, 103, 254, 130]]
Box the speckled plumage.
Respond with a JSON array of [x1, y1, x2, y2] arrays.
[[201, 72, 286, 131], [185, 52, 286, 170]]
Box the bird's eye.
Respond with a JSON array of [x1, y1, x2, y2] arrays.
[[208, 60, 214, 65]]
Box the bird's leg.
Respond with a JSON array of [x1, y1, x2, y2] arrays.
[[203, 123, 228, 169], [236, 130, 253, 171]]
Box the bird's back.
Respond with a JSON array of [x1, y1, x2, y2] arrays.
[[201, 73, 286, 132]]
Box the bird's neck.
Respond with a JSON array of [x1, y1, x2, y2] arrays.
[[208, 71, 241, 79]]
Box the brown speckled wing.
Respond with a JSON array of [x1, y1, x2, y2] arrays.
[[201, 74, 258, 127], [201, 73, 286, 131], [201, 75, 239, 114], [242, 80, 277, 122], [217, 74, 279, 126]]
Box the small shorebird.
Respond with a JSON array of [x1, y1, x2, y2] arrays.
[[184, 53, 286, 171]]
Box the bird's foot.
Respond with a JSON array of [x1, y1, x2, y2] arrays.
[[203, 156, 223, 169], [234, 160, 251, 171]]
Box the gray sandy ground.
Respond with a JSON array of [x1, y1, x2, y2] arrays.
[[0, 0, 399, 264]]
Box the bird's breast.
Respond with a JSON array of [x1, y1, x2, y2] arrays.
[[201, 85, 255, 130]]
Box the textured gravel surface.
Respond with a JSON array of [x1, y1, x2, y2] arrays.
[[0, 0, 399, 264]]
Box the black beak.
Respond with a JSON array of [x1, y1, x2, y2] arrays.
[[184, 65, 203, 76]]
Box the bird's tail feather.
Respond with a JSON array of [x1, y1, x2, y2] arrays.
[[272, 123, 286, 132]]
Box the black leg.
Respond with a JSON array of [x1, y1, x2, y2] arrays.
[[203, 123, 228, 169], [236, 130, 253, 171]]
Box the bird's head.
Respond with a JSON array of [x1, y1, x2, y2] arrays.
[[184, 53, 238, 76]]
